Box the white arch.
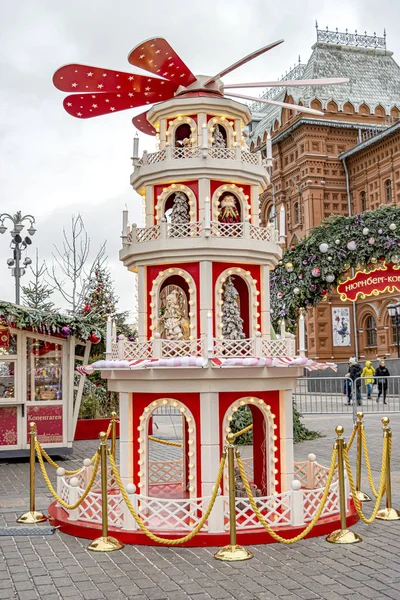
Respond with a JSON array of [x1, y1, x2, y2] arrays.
[[149, 267, 197, 340], [155, 184, 197, 223], [221, 396, 278, 496], [166, 116, 198, 147], [207, 116, 235, 148], [211, 183, 250, 222], [138, 397, 197, 498], [215, 267, 260, 338]]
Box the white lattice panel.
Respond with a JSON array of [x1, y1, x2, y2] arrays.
[[78, 491, 124, 528], [173, 147, 201, 160], [145, 149, 166, 164], [90, 466, 119, 493], [148, 460, 183, 485], [214, 338, 255, 358], [136, 225, 160, 243], [225, 493, 292, 530], [167, 222, 202, 238], [210, 222, 244, 238], [249, 225, 274, 242], [293, 461, 308, 487], [241, 457, 254, 484], [208, 147, 235, 160], [313, 462, 338, 487], [161, 338, 203, 358], [303, 481, 340, 522], [137, 496, 209, 531], [241, 150, 260, 165], [123, 340, 152, 360], [262, 339, 292, 357]]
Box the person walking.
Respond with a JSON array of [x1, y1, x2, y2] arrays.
[[375, 359, 390, 404], [361, 360, 375, 400], [349, 357, 362, 406]]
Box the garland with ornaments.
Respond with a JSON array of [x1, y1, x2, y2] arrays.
[[270, 206, 400, 331], [0, 301, 104, 342]]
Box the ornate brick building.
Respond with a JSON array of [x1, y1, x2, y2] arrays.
[[250, 26, 400, 362]]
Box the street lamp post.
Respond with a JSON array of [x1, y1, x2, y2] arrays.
[[0, 211, 36, 305], [387, 302, 400, 358]]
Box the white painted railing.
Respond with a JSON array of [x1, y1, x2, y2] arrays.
[[108, 334, 296, 362], [124, 221, 279, 246], [56, 454, 345, 533], [135, 146, 262, 167]]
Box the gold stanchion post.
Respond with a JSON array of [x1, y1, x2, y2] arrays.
[[110, 412, 117, 458], [355, 412, 371, 502], [326, 426, 362, 544], [214, 433, 253, 561], [88, 432, 124, 551], [376, 417, 400, 521], [17, 423, 47, 524]]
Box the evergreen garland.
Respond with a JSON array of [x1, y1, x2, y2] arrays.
[[271, 206, 400, 331], [0, 301, 104, 340]]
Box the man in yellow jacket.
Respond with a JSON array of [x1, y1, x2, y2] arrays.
[[361, 360, 375, 399]]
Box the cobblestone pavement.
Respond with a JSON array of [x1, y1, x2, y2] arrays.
[[0, 414, 400, 600]]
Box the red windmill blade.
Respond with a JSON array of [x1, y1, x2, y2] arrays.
[[128, 37, 197, 87], [132, 111, 157, 135], [53, 63, 178, 95], [63, 90, 174, 119]]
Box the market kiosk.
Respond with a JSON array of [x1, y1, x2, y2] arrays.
[[0, 304, 93, 457]]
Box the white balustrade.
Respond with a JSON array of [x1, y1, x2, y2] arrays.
[[134, 146, 262, 167], [214, 338, 255, 358]]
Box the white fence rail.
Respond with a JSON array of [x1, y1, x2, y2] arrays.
[[135, 146, 262, 167], [57, 454, 345, 533]]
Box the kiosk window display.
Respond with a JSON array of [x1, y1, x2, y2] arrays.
[[0, 310, 93, 457]]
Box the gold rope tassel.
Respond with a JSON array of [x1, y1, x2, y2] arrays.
[[88, 432, 124, 552], [326, 426, 362, 544], [215, 433, 253, 561], [17, 423, 47, 524], [354, 413, 371, 503], [376, 417, 400, 521]]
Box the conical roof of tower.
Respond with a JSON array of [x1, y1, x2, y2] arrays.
[[250, 28, 400, 142]]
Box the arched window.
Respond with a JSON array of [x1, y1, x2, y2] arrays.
[[266, 204, 275, 225], [366, 316, 377, 347], [360, 191, 367, 212], [392, 320, 399, 347], [385, 179, 392, 204], [294, 201, 300, 225]]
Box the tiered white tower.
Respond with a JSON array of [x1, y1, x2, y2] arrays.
[[105, 83, 303, 506]]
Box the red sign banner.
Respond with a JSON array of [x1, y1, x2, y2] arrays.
[[27, 405, 63, 444], [337, 263, 400, 302]]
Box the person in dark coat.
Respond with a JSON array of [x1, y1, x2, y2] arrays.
[[375, 359, 390, 404], [349, 357, 362, 405]]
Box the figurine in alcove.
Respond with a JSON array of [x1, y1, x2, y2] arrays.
[[212, 124, 226, 148], [157, 289, 190, 341], [219, 194, 240, 223]]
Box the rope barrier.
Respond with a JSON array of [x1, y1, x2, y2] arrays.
[[37, 421, 112, 472], [236, 447, 338, 544], [346, 425, 357, 452], [148, 436, 183, 448], [35, 442, 101, 510], [232, 424, 253, 439], [343, 440, 387, 524], [361, 429, 379, 498], [108, 449, 226, 545]]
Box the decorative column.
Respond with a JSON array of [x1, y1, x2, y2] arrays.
[[200, 392, 220, 496], [261, 265, 271, 339], [198, 178, 211, 222], [159, 118, 167, 150], [198, 113, 207, 147], [200, 261, 213, 345], [137, 266, 147, 338], [250, 185, 259, 226], [145, 186, 154, 227], [119, 392, 134, 487], [279, 389, 294, 492]]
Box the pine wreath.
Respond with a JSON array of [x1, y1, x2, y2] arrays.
[[271, 206, 400, 331]]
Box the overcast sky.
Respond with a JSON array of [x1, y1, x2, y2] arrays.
[[1, 0, 398, 321]]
